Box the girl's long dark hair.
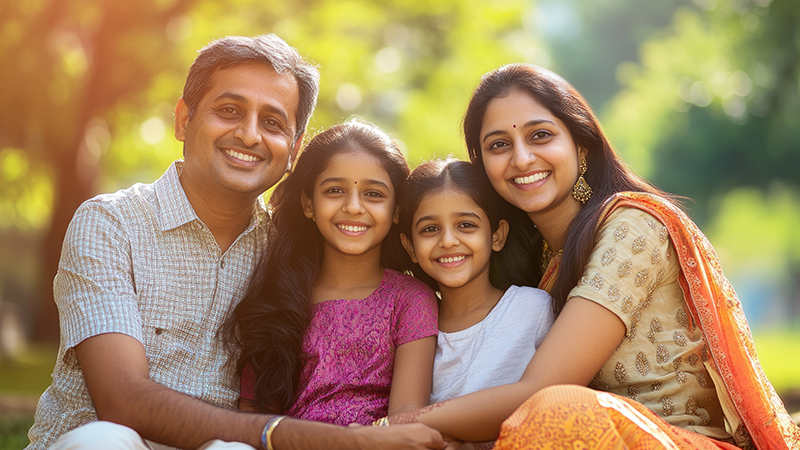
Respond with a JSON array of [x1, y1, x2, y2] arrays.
[[464, 63, 677, 317], [398, 159, 539, 292], [223, 119, 409, 413]]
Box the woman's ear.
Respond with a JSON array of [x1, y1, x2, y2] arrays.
[[492, 219, 510, 252], [578, 146, 588, 160], [400, 233, 418, 264], [301, 192, 314, 220]]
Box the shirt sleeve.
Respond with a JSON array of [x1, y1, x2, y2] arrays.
[[55, 198, 143, 353], [392, 277, 439, 347], [569, 207, 674, 333]]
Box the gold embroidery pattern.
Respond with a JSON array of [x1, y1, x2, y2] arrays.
[[673, 331, 688, 347], [665, 246, 672, 261], [580, 275, 590, 286], [733, 422, 755, 450], [673, 356, 683, 370], [659, 226, 668, 243], [699, 372, 710, 388], [634, 269, 648, 287], [676, 371, 686, 384], [676, 308, 689, 329], [614, 362, 628, 383], [688, 353, 699, 367], [647, 318, 662, 343], [698, 410, 711, 426], [614, 223, 629, 241], [618, 260, 632, 278], [650, 247, 661, 265], [686, 397, 697, 416], [635, 352, 650, 376], [701, 344, 709, 362], [589, 273, 603, 291], [661, 396, 674, 416], [601, 247, 617, 265], [656, 345, 669, 364], [652, 381, 662, 391], [632, 235, 646, 254], [595, 228, 606, 244], [620, 296, 633, 313], [628, 386, 639, 400], [608, 284, 620, 302], [646, 217, 659, 230]]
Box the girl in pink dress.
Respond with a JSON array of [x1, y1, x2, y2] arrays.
[[225, 119, 438, 426]]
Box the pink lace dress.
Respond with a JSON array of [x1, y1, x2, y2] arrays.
[[241, 269, 438, 425]]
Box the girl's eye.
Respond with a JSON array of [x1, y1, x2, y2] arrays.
[[420, 225, 439, 233], [325, 187, 345, 194], [365, 191, 386, 199], [458, 222, 477, 229]]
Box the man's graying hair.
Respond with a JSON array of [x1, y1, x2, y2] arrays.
[[182, 34, 320, 143]]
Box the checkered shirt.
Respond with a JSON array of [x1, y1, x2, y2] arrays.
[[26, 161, 268, 449]]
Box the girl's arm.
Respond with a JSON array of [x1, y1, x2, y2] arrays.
[[388, 335, 437, 415], [388, 297, 625, 442]]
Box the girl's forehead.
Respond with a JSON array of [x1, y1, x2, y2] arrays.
[[317, 150, 392, 180], [419, 185, 482, 210]]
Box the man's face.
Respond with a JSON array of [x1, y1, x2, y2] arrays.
[[175, 62, 302, 198]]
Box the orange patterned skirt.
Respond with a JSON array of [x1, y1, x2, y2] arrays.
[[494, 385, 741, 450]]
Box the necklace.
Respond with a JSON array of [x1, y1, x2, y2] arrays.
[[541, 240, 564, 271]]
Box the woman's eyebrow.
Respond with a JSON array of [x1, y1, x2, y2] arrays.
[[482, 119, 556, 143]]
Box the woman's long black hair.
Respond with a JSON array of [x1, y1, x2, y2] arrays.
[[463, 64, 678, 317], [397, 159, 540, 292], [223, 119, 409, 413]]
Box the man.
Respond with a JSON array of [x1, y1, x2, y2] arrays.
[[27, 34, 444, 450]]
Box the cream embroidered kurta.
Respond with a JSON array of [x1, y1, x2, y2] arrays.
[[570, 207, 730, 440]]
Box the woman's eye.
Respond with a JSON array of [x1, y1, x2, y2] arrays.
[[488, 141, 509, 150], [531, 130, 552, 141]]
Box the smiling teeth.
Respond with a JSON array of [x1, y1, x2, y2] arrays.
[[225, 149, 260, 162], [438, 255, 466, 264], [338, 224, 368, 232], [514, 171, 550, 185]]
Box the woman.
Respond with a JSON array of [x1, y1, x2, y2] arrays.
[[385, 64, 798, 450]]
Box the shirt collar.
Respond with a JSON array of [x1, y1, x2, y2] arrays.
[[155, 160, 269, 234]]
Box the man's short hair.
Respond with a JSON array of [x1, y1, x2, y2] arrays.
[[182, 34, 320, 143]]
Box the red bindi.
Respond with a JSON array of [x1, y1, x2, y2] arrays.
[[513, 124, 516, 128]]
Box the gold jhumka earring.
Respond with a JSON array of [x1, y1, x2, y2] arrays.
[[572, 156, 592, 204]]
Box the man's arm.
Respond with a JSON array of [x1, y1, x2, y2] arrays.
[[77, 332, 445, 449]]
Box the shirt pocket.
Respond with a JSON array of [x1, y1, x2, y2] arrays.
[[142, 313, 201, 388]]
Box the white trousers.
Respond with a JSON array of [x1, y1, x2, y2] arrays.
[[50, 421, 256, 450]]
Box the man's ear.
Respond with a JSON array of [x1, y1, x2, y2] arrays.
[[492, 219, 510, 252], [174, 98, 189, 142], [301, 191, 314, 220], [400, 233, 418, 264], [291, 132, 304, 163]]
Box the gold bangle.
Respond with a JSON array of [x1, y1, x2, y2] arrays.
[[261, 415, 287, 450], [372, 416, 389, 426]]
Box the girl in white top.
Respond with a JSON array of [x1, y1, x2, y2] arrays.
[[398, 159, 554, 412]]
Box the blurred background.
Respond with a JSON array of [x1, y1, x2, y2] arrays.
[[1, 0, 799, 445]]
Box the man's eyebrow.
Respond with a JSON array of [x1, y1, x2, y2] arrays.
[[481, 119, 556, 143], [213, 92, 290, 124]]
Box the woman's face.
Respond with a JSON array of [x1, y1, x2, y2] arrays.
[[479, 89, 586, 222]]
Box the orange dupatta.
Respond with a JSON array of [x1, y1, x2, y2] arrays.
[[539, 192, 799, 449]]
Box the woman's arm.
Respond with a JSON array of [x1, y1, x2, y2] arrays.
[[388, 298, 626, 442], [388, 336, 437, 415]]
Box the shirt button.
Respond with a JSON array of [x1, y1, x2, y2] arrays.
[[220, 259, 225, 269], [155, 328, 163, 335]]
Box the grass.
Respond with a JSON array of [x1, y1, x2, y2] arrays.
[[1, 330, 798, 448]]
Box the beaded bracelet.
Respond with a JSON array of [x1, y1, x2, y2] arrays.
[[261, 415, 287, 450], [372, 416, 389, 427]]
